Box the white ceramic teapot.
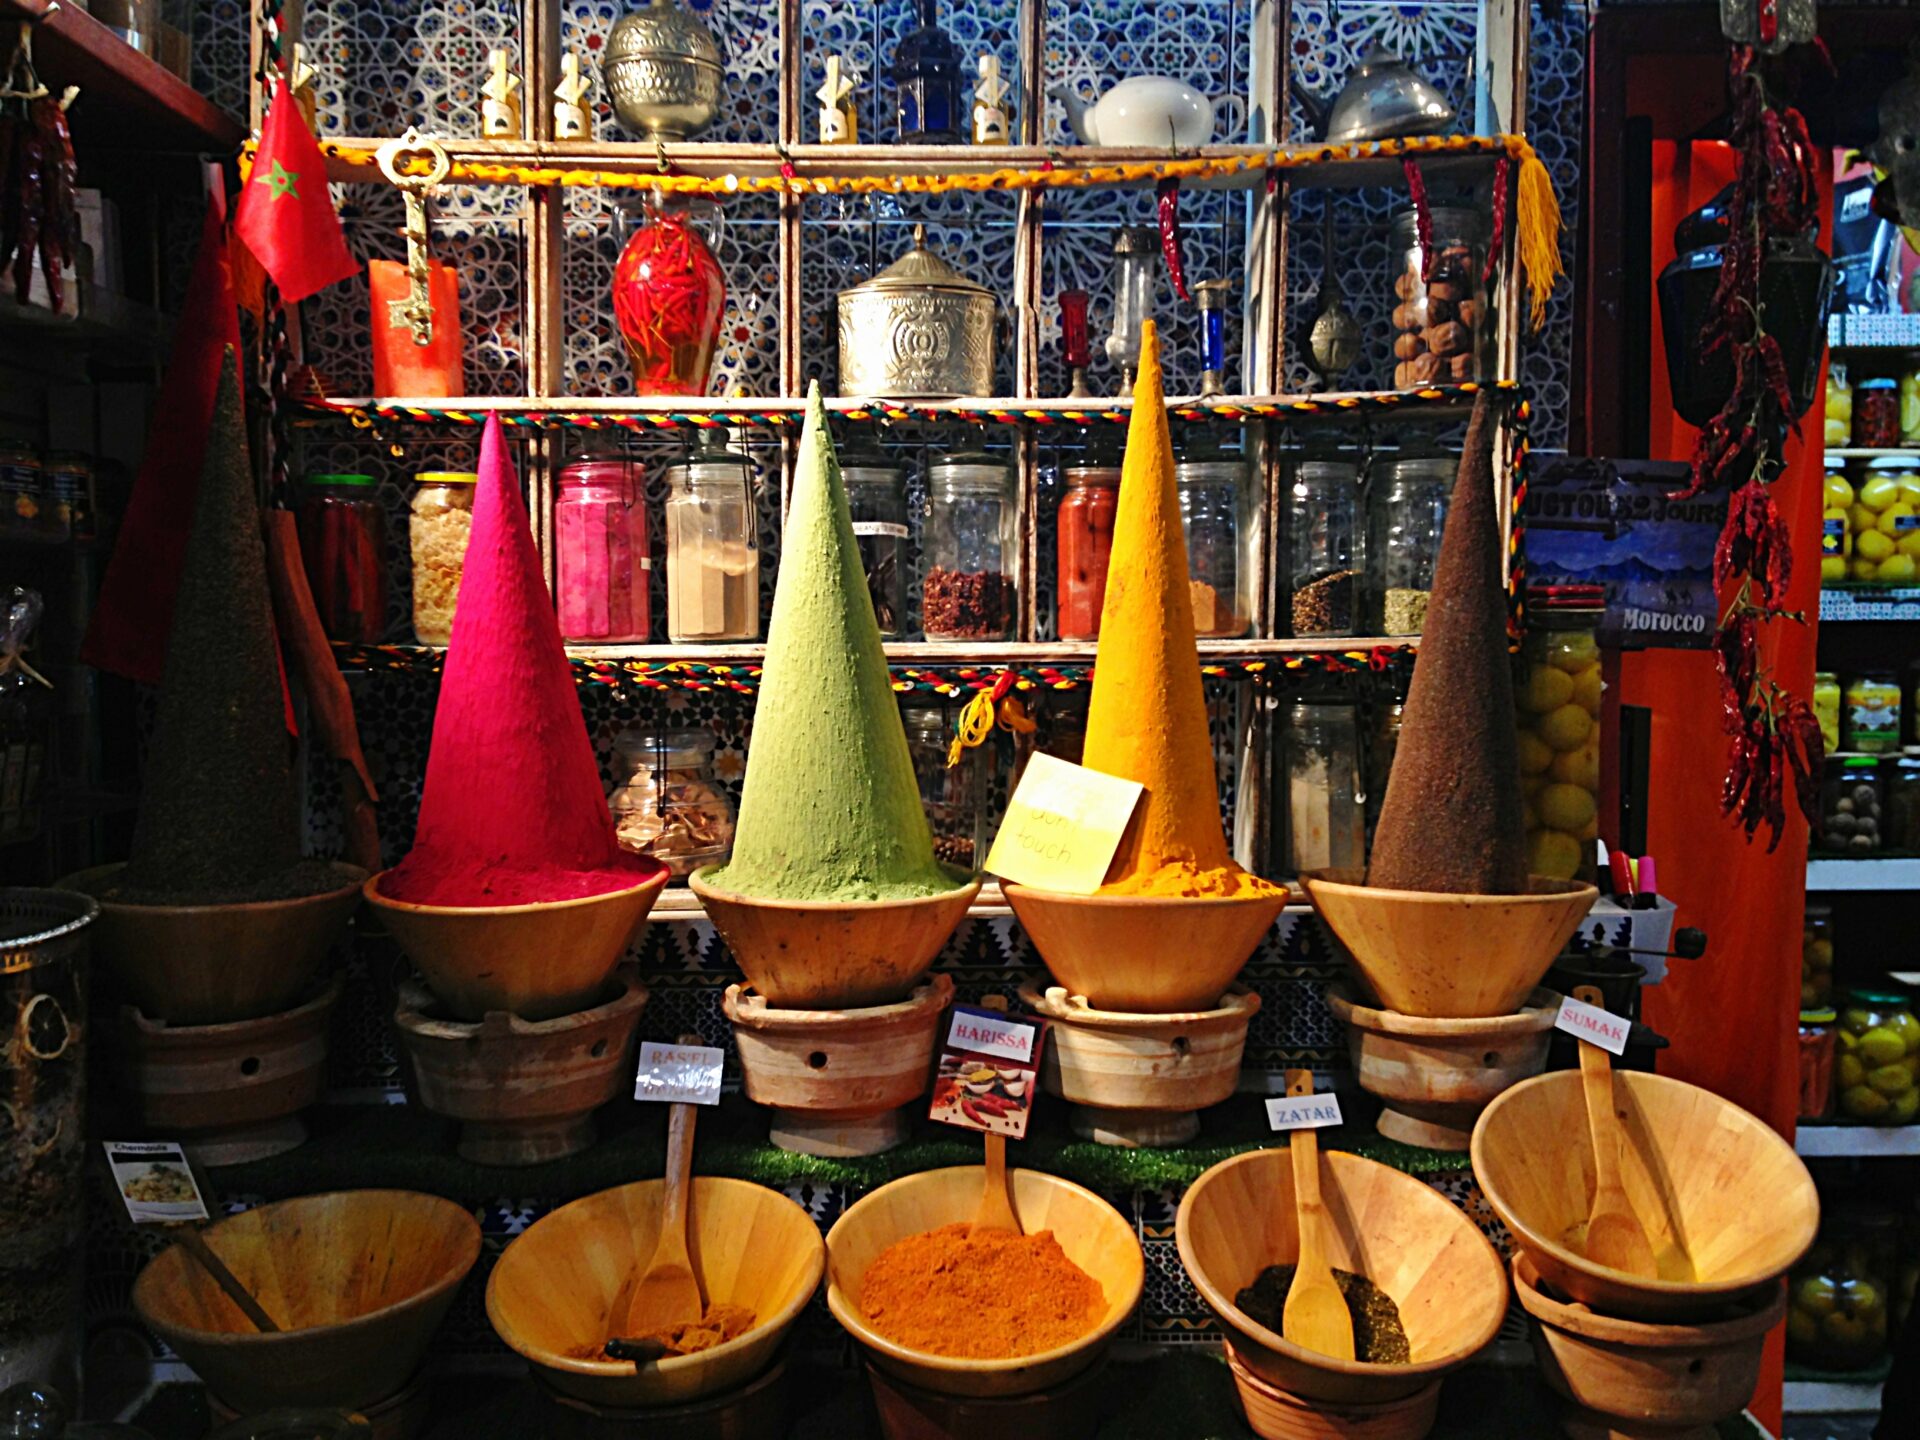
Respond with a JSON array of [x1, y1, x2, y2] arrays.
[[1047, 75, 1216, 148]]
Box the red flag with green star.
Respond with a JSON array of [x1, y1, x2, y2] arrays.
[[233, 78, 355, 304]]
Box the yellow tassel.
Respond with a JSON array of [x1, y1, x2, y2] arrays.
[[946, 690, 997, 767], [1515, 149, 1564, 331]]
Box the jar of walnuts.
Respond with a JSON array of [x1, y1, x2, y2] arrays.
[[1389, 206, 1493, 388]]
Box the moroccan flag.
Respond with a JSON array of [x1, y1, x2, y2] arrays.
[[233, 79, 355, 304]]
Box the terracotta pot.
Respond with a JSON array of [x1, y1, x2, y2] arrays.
[[1020, 979, 1260, 1147], [1513, 1253, 1785, 1437], [63, 862, 364, 1026], [1300, 869, 1597, 1020], [113, 974, 344, 1165], [133, 1190, 480, 1416], [1327, 984, 1557, 1151], [532, 1353, 790, 1439], [393, 970, 648, 1165], [1225, 1343, 1443, 1440], [365, 866, 666, 1023], [1472, 1069, 1819, 1321], [724, 974, 951, 1156], [689, 868, 978, 1009], [1002, 883, 1287, 1013], [210, 1367, 430, 1440], [865, 1354, 1111, 1440]]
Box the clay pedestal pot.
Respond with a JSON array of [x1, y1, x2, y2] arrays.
[[132, 1190, 481, 1417], [1175, 1147, 1507, 1434], [1225, 1344, 1442, 1440], [486, 1177, 825, 1410], [724, 974, 952, 1156], [865, 1354, 1111, 1440], [825, 1166, 1145, 1399], [1471, 1069, 1819, 1321], [1327, 984, 1558, 1151], [1002, 883, 1287, 1014], [1018, 979, 1261, 1147], [1301, 869, 1597, 1020], [114, 974, 344, 1165], [393, 970, 648, 1165], [532, 1354, 790, 1439], [689, 868, 978, 1009], [64, 862, 364, 1026], [364, 865, 666, 1023], [210, 1368, 430, 1440], [1514, 1254, 1786, 1440]]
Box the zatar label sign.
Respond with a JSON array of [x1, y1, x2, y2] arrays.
[[929, 1006, 1047, 1140], [104, 1140, 209, 1222]]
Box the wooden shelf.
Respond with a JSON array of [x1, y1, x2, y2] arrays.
[[1820, 585, 1920, 622], [0, 282, 166, 353], [1823, 447, 1920, 459]]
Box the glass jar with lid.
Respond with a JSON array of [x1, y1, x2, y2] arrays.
[[1366, 701, 1404, 833], [555, 454, 650, 644], [1887, 756, 1920, 850], [1788, 1206, 1900, 1369], [1515, 584, 1604, 883], [1289, 459, 1362, 637], [1280, 699, 1367, 876], [409, 470, 478, 646], [1177, 456, 1247, 637], [923, 452, 1016, 641], [1824, 357, 1852, 447], [1835, 987, 1920, 1124], [1799, 1008, 1836, 1121], [40, 451, 88, 542], [1802, 902, 1835, 1009], [1367, 454, 1454, 635], [298, 473, 386, 644], [1057, 463, 1118, 642], [902, 705, 990, 870], [1820, 756, 1885, 854], [839, 441, 910, 638], [1820, 465, 1851, 587], [663, 431, 761, 642], [1813, 671, 1841, 753], [0, 442, 42, 540], [607, 730, 737, 882], [1845, 673, 1901, 753], [1855, 376, 1901, 449], [1389, 205, 1492, 385]]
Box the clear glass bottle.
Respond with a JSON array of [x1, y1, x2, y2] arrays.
[[1106, 227, 1158, 393], [1289, 459, 1362, 637], [923, 453, 1015, 641], [1282, 700, 1367, 876], [1836, 987, 1920, 1124], [408, 470, 478, 646], [902, 705, 990, 871], [840, 442, 910, 639], [1390, 205, 1492, 385], [1515, 586, 1605, 883], [607, 729, 737, 883], [1177, 457, 1248, 637], [555, 455, 651, 644], [1820, 756, 1886, 854], [1056, 463, 1119, 641], [298, 473, 386, 644], [1367, 455, 1454, 636], [663, 432, 760, 643]]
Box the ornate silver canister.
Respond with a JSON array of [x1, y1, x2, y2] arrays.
[[836, 225, 998, 398], [602, 0, 725, 140]]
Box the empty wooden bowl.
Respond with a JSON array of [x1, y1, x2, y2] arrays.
[[1176, 1147, 1507, 1408], [1001, 884, 1288, 1013], [486, 1176, 824, 1409], [1301, 870, 1597, 1020], [825, 1165, 1145, 1399], [1471, 1069, 1819, 1321], [131, 1189, 481, 1414], [363, 865, 666, 1022]]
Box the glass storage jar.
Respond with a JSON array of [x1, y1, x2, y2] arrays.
[[40, 451, 88, 542], [1821, 464, 1851, 587], [1281, 700, 1367, 876], [298, 473, 386, 644], [1904, 354, 1920, 444], [1824, 358, 1852, 448], [923, 453, 1015, 641], [1367, 454, 1454, 635], [611, 203, 726, 396], [607, 730, 736, 882], [1802, 902, 1836, 1009], [1813, 671, 1841, 754], [1177, 457, 1248, 637], [1835, 987, 1920, 1124], [663, 432, 760, 642], [1854, 376, 1901, 450], [0, 442, 41, 540], [409, 470, 478, 646], [1289, 459, 1362, 637], [1845, 673, 1901, 754], [902, 705, 990, 870], [1056, 463, 1118, 641], [1857, 457, 1920, 585], [1799, 1008, 1836, 1121], [1515, 586, 1604, 883], [1788, 1207, 1900, 1370], [1819, 756, 1885, 854], [1389, 205, 1492, 385], [1888, 756, 1920, 850], [1366, 701, 1404, 834], [555, 455, 650, 644], [840, 443, 910, 638]]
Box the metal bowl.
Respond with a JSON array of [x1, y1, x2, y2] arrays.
[[602, 0, 725, 140]]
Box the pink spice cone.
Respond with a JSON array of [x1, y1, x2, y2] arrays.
[[382, 414, 659, 906]]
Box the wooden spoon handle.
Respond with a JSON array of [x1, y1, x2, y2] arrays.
[[176, 1226, 279, 1334], [1571, 988, 1625, 1193], [1284, 1068, 1324, 1225]]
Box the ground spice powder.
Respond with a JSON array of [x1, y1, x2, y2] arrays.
[[858, 1223, 1106, 1359]]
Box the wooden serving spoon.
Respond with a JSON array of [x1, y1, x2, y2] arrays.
[[175, 1225, 280, 1334], [971, 996, 1021, 1236], [1280, 1069, 1354, 1361], [620, 1035, 706, 1337], [1572, 986, 1658, 1279]]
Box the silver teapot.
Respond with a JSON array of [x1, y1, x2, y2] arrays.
[[602, 0, 725, 140], [836, 226, 999, 399], [1296, 45, 1454, 146]]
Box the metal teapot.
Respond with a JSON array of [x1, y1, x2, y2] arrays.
[[1296, 45, 1454, 145], [1047, 75, 1216, 148]]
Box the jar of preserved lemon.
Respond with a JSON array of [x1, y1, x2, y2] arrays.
[[1835, 988, 1920, 1125], [1813, 672, 1842, 754], [1514, 584, 1604, 883]]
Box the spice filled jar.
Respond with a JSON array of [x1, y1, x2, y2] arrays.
[[1177, 457, 1249, 637], [611, 202, 726, 397], [1389, 206, 1492, 386], [1056, 463, 1118, 641], [1845, 672, 1901, 754], [923, 453, 1016, 642], [663, 431, 761, 642], [607, 730, 737, 882], [1802, 902, 1836, 1009], [902, 705, 990, 870], [1835, 988, 1920, 1124], [39, 451, 88, 542], [1799, 1008, 1836, 1121], [1281, 700, 1367, 876], [555, 454, 650, 644], [0, 442, 42, 540], [1820, 757, 1886, 854], [840, 442, 911, 639], [1814, 671, 1842, 754], [409, 470, 478, 646], [1289, 459, 1362, 637], [298, 473, 387, 644], [1788, 1207, 1900, 1370], [1515, 586, 1604, 883], [1367, 454, 1454, 635], [1854, 376, 1901, 450]]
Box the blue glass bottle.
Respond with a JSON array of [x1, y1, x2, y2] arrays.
[[892, 0, 962, 144]]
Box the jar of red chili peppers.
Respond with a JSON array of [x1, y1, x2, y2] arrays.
[[1854, 377, 1902, 451], [924, 453, 1015, 641], [297, 473, 386, 644], [1798, 1008, 1836, 1122], [612, 203, 726, 397], [1056, 463, 1118, 641], [555, 454, 651, 644]]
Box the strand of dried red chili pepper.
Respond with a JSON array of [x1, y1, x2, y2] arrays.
[[1155, 178, 1191, 302], [1483, 156, 1510, 287], [1402, 158, 1433, 282]]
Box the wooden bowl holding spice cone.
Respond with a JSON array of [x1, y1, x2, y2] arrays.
[[824, 1164, 1145, 1399], [363, 865, 667, 1022], [689, 867, 979, 1009], [63, 862, 365, 1027], [132, 1190, 480, 1415], [486, 1176, 824, 1409], [1471, 1069, 1819, 1322], [1176, 1147, 1507, 1410], [1001, 885, 1288, 1014], [1301, 869, 1598, 1020]]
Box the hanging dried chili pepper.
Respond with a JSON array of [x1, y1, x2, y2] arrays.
[[1155, 178, 1190, 302], [1483, 156, 1510, 286], [1402, 158, 1434, 282]]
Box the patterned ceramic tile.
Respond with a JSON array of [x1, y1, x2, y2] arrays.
[[302, 0, 523, 139]]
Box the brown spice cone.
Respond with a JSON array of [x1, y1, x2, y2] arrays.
[[1365, 392, 1528, 894]]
